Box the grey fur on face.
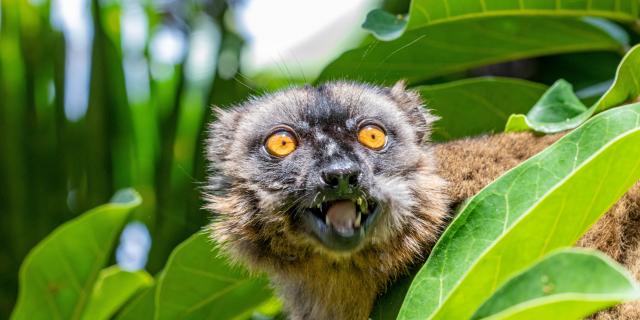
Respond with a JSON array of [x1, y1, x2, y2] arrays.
[[206, 81, 443, 254], [204, 81, 449, 319]]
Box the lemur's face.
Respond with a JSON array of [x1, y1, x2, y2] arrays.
[[206, 82, 446, 261]]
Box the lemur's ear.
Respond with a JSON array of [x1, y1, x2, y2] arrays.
[[387, 80, 439, 143], [207, 106, 242, 164]]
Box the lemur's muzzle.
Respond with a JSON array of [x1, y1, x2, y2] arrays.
[[300, 162, 381, 251]]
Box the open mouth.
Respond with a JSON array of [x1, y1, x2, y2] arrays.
[[301, 194, 381, 251]]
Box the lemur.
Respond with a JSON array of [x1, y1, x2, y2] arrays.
[[205, 81, 640, 319]]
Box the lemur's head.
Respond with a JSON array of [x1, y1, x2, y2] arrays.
[[205, 81, 448, 271]]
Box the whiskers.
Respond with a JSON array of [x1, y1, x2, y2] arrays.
[[277, 190, 318, 218]]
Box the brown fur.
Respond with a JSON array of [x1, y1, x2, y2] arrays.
[[206, 149, 448, 320], [207, 162, 448, 319], [206, 82, 450, 319], [205, 82, 640, 319]]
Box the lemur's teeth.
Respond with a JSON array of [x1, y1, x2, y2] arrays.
[[359, 197, 368, 214], [325, 215, 329, 225], [354, 212, 362, 228]]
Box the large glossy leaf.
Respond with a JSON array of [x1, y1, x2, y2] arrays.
[[417, 77, 547, 141], [317, 17, 623, 85], [12, 189, 142, 320], [408, 0, 639, 29], [155, 232, 274, 320], [365, 1, 637, 41], [82, 266, 153, 320], [397, 103, 640, 320], [506, 44, 640, 133], [472, 249, 640, 320]]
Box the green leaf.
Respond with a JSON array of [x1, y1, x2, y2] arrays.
[[12, 189, 142, 320], [155, 233, 274, 320], [526, 80, 587, 124], [407, 0, 639, 30], [595, 44, 640, 112], [370, 270, 416, 320], [398, 103, 640, 320], [368, 0, 638, 41], [416, 77, 547, 141], [82, 266, 153, 320], [503, 114, 530, 133], [116, 284, 157, 320], [362, 9, 408, 41], [504, 80, 589, 133], [246, 297, 284, 320], [318, 17, 623, 85], [472, 249, 640, 320], [505, 45, 640, 133]]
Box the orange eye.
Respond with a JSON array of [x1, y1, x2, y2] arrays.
[[358, 124, 387, 150], [265, 130, 298, 157]]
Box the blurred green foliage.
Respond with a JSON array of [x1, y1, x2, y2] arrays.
[[0, 0, 251, 316], [11, 189, 142, 319]]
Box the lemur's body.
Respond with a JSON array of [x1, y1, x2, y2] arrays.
[[205, 81, 640, 319]]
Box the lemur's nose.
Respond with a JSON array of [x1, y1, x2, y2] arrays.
[[321, 163, 361, 190]]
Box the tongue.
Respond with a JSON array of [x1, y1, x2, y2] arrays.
[[326, 200, 357, 236]]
